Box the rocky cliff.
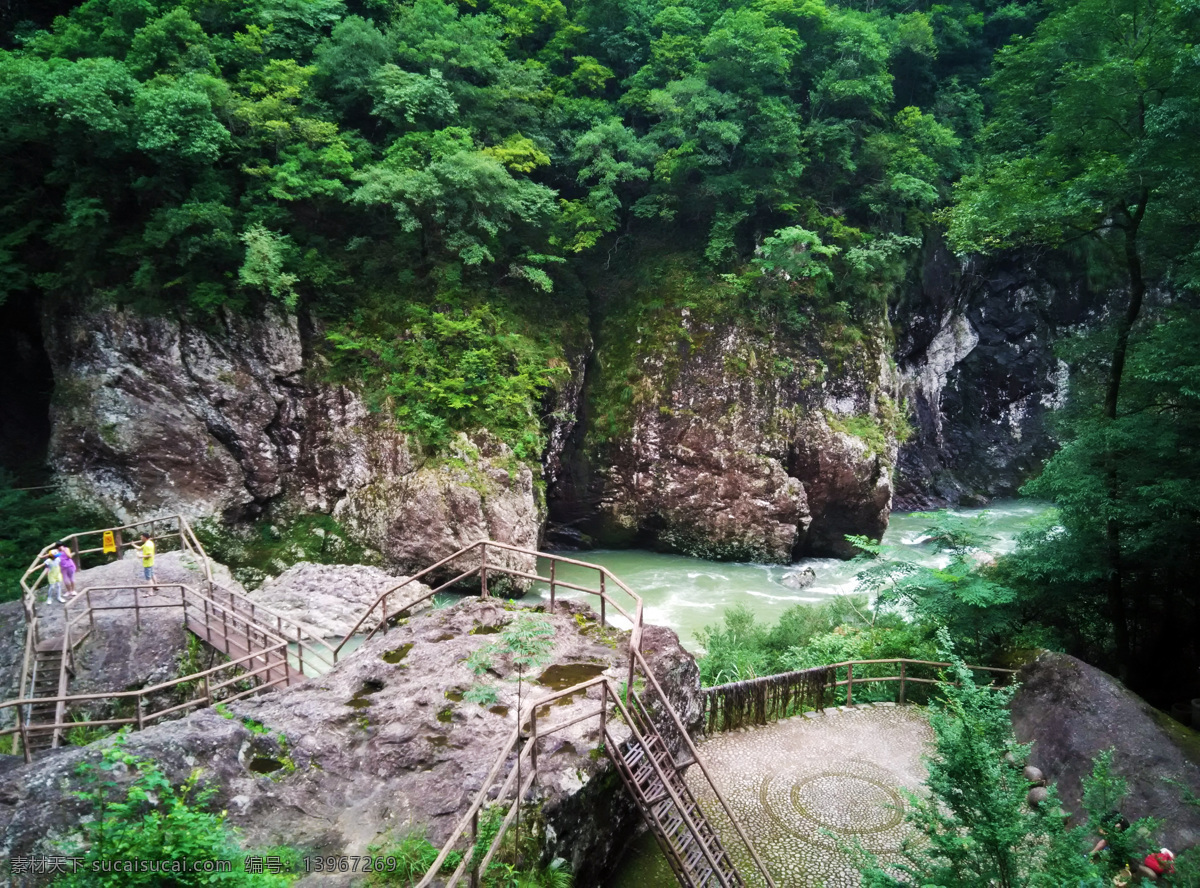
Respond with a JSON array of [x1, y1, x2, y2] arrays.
[[549, 254, 898, 561], [43, 307, 539, 576], [40, 274, 902, 567], [893, 240, 1102, 509]]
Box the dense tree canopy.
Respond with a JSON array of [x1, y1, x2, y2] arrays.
[[0, 0, 1027, 312]]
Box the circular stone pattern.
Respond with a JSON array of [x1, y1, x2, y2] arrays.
[[757, 758, 910, 853], [791, 774, 905, 834]]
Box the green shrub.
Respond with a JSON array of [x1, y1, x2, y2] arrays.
[[55, 734, 295, 886], [328, 304, 565, 457]]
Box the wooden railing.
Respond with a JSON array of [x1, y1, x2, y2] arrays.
[[333, 540, 645, 685], [3, 580, 298, 761], [1, 641, 289, 762], [19, 515, 190, 604], [404, 543, 774, 888], [416, 660, 776, 888], [700, 658, 1019, 734]]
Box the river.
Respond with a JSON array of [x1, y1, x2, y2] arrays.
[[534, 500, 1050, 653]]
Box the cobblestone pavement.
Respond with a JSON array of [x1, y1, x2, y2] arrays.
[[686, 703, 933, 887]]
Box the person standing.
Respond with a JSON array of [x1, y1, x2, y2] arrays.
[[56, 541, 77, 598], [43, 548, 65, 604], [131, 532, 156, 593]]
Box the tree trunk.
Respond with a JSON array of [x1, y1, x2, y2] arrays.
[[1104, 195, 1148, 671]]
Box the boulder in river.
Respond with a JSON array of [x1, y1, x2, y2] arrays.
[[780, 567, 817, 589]]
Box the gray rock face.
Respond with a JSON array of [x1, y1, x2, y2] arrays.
[[894, 241, 1104, 509], [45, 307, 540, 575], [0, 598, 702, 887], [552, 314, 896, 562], [1010, 651, 1200, 851], [251, 562, 432, 638]]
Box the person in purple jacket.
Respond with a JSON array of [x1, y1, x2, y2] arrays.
[[55, 541, 77, 598]]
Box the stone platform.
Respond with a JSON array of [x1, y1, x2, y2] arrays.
[[686, 703, 933, 887]]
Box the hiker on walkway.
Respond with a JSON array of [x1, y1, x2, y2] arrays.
[[42, 548, 66, 604], [55, 541, 77, 598], [130, 532, 156, 592]]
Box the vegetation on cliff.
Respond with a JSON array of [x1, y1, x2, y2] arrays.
[[0, 0, 1011, 455], [2, 0, 1200, 715]]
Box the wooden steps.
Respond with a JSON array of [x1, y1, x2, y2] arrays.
[[611, 728, 744, 888], [23, 645, 70, 753], [183, 612, 290, 688]]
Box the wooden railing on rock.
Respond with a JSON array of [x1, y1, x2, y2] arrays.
[[2, 580, 296, 760]]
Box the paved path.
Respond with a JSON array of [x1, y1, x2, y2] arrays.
[[685, 703, 933, 887]]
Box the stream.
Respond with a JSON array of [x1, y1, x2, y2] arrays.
[[535, 500, 1050, 654]]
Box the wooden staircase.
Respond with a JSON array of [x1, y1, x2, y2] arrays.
[[23, 641, 71, 754], [612, 728, 745, 888]]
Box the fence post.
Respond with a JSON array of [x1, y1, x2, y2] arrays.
[[846, 663, 853, 707], [17, 706, 31, 764], [470, 809, 480, 888], [599, 681, 608, 745], [626, 652, 635, 709], [136, 695, 144, 731], [88, 590, 95, 632], [204, 674, 212, 705], [898, 661, 906, 706], [480, 544, 489, 598], [548, 560, 556, 614], [599, 574, 606, 628], [72, 534, 82, 570]]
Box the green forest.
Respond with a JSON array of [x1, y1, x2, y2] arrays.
[[3, 3, 1200, 875]]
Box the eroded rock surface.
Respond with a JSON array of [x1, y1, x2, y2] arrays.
[[250, 562, 431, 638], [0, 597, 701, 887], [553, 308, 897, 562], [45, 307, 540, 575], [894, 242, 1103, 509], [1011, 651, 1200, 851]]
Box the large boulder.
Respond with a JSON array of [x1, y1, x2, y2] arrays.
[[250, 562, 432, 638], [1010, 651, 1200, 851], [550, 255, 898, 562]]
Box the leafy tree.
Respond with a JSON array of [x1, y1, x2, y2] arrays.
[[1003, 305, 1200, 696], [56, 734, 294, 886], [855, 635, 1154, 888], [945, 0, 1200, 670]]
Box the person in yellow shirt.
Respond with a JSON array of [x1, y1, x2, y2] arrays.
[[130, 532, 156, 592], [43, 549, 65, 604]]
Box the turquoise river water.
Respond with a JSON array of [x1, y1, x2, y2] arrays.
[[534, 500, 1049, 654]]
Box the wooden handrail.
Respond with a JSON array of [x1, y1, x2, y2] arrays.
[[0, 640, 289, 735]]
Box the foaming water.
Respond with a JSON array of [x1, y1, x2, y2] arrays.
[[535, 500, 1050, 652]]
